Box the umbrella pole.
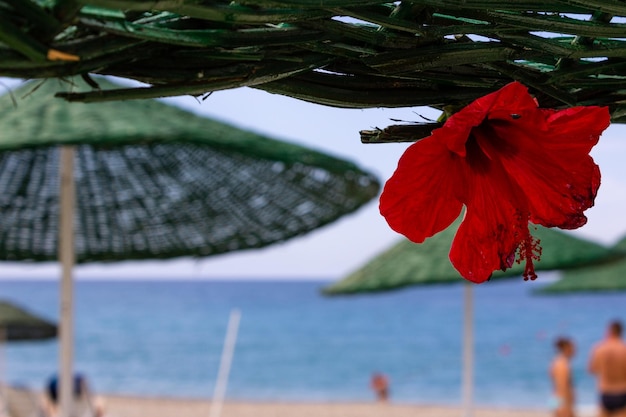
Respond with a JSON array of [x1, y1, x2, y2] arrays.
[[461, 283, 474, 417], [58, 146, 76, 417], [0, 328, 6, 417]]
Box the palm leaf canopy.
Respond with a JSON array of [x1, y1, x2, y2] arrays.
[[0, 301, 57, 341], [324, 222, 621, 295], [0, 78, 379, 263], [537, 236, 626, 294], [2, 2, 626, 144]]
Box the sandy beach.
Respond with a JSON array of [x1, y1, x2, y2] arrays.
[[101, 395, 560, 417]]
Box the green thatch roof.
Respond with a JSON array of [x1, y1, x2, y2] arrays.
[[0, 78, 379, 263], [0, 301, 57, 341], [2, 2, 626, 142], [324, 222, 622, 294], [537, 236, 626, 294]]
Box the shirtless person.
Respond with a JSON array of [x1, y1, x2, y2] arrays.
[[589, 320, 626, 417], [550, 337, 576, 417]]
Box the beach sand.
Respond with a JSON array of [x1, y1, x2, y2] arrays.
[[101, 395, 564, 417]]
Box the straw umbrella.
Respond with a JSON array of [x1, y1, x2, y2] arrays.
[[0, 300, 56, 380], [3, 1, 626, 119], [324, 221, 619, 294], [323, 222, 620, 416], [0, 301, 56, 342], [0, 77, 380, 417], [537, 236, 626, 294]]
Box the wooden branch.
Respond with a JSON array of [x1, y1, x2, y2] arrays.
[[360, 123, 442, 144]]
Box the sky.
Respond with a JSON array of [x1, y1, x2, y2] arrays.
[[1, 77, 626, 281]]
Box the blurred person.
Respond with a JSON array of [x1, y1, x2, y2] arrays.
[[370, 372, 389, 402], [589, 320, 626, 417], [43, 373, 105, 417], [550, 337, 576, 417]]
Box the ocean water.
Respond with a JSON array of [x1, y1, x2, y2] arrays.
[[1, 278, 625, 408]]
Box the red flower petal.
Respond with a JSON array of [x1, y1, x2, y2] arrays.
[[380, 134, 464, 243], [482, 106, 609, 229], [442, 82, 537, 157]]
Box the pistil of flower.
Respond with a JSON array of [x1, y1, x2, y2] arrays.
[[517, 231, 542, 281]]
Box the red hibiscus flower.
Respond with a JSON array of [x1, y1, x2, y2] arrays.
[[380, 82, 610, 283]]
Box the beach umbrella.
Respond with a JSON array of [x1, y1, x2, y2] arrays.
[[324, 221, 618, 294], [0, 77, 380, 417], [537, 236, 626, 294], [0, 301, 56, 342], [323, 222, 620, 416]]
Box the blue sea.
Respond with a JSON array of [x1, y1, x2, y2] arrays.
[[1, 278, 625, 408]]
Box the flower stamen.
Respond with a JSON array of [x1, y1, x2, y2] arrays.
[[517, 232, 541, 281]]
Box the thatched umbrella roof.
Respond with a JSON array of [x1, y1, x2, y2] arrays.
[[0, 301, 56, 341], [2, 2, 626, 142], [324, 222, 621, 294], [0, 77, 379, 263], [538, 236, 626, 294]]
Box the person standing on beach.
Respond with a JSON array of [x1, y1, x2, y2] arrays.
[[370, 372, 389, 402], [589, 320, 626, 417], [550, 337, 577, 417]]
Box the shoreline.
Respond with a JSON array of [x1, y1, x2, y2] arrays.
[[100, 394, 574, 417]]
